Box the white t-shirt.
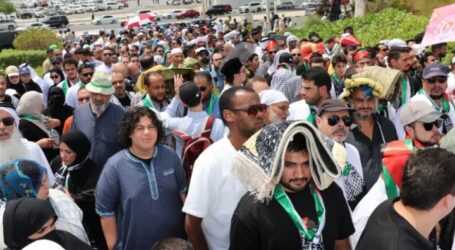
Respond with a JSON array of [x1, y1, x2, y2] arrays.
[[182, 137, 247, 250], [350, 177, 387, 249], [334, 143, 364, 199], [65, 83, 82, 108], [287, 99, 310, 121], [95, 63, 113, 75], [160, 111, 226, 159]]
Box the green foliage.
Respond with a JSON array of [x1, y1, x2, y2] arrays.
[[0, 0, 16, 14], [289, 8, 429, 47], [13, 28, 63, 51], [0, 49, 46, 70]]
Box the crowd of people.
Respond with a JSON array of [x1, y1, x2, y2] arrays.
[[1, 14, 455, 250]]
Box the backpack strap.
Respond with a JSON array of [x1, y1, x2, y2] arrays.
[[201, 116, 215, 138], [171, 130, 192, 142]]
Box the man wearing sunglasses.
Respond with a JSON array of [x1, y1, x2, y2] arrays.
[[95, 47, 115, 75], [0, 103, 55, 185], [65, 63, 95, 108], [351, 100, 443, 248], [316, 99, 365, 210], [395, 63, 454, 139]]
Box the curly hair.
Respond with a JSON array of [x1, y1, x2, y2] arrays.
[[118, 106, 164, 148]]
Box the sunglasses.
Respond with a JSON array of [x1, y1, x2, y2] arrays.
[[292, 53, 301, 57], [230, 104, 268, 117], [268, 51, 276, 55], [81, 73, 93, 77], [51, 75, 60, 79], [327, 115, 353, 127], [199, 86, 207, 91], [0, 117, 15, 126], [426, 76, 447, 84], [422, 119, 443, 131]]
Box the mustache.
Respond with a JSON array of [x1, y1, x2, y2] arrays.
[[290, 177, 309, 183]]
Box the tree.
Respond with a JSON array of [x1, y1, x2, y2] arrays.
[[0, 0, 16, 16], [354, 0, 367, 17]]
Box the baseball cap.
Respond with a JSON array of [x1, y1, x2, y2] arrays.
[[317, 99, 352, 116], [19, 67, 30, 75], [422, 63, 450, 80], [5, 66, 19, 77], [179, 82, 201, 107], [279, 52, 293, 64], [399, 100, 443, 126]]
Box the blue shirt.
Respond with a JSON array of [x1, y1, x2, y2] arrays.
[[95, 146, 186, 250], [71, 103, 125, 168]]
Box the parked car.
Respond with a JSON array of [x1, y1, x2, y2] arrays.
[[95, 2, 106, 11], [176, 9, 199, 19], [44, 8, 58, 16], [92, 15, 118, 25], [261, 2, 274, 10], [239, 2, 262, 13], [166, 0, 181, 5], [205, 4, 232, 16], [182, 0, 192, 4], [58, 7, 74, 15], [301, 2, 321, 12], [16, 10, 33, 19], [41, 15, 69, 27], [71, 5, 85, 14], [163, 10, 182, 19], [106, 2, 123, 10], [19, 22, 50, 30], [0, 19, 16, 30], [34, 7, 45, 18], [278, 1, 295, 9]]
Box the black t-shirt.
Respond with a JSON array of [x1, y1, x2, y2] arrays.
[[356, 199, 434, 250], [230, 183, 354, 250], [117, 94, 131, 108]]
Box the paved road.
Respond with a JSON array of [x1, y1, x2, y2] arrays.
[[16, 2, 308, 34]]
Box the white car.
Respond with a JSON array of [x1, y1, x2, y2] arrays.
[[162, 10, 182, 19], [301, 2, 321, 12], [92, 15, 118, 25], [71, 5, 85, 14], [0, 19, 17, 30], [106, 2, 123, 10], [239, 2, 262, 13], [21, 22, 50, 29]]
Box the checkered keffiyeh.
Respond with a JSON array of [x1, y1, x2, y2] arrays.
[[232, 121, 343, 201]]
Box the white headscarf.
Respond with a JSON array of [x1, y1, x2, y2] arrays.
[[259, 89, 289, 105], [0, 107, 19, 127]]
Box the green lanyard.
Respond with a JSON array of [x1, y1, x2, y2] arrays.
[[78, 81, 84, 88], [418, 89, 450, 113], [273, 185, 325, 241], [62, 80, 69, 97], [19, 114, 41, 121], [307, 107, 316, 124], [342, 163, 351, 176], [382, 139, 413, 199], [206, 93, 217, 116], [401, 77, 408, 105], [331, 73, 341, 88], [142, 95, 155, 109]]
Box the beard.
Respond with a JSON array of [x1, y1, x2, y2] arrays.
[[269, 110, 284, 123], [90, 100, 109, 115], [0, 129, 27, 165], [430, 94, 444, 100]]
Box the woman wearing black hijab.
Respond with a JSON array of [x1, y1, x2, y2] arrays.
[[3, 197, 92, 250], [48, 68, 65, 86], [51, 131, 107, 250], [44, 87, 73, 135]]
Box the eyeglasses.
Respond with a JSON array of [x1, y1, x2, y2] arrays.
[[292, 53, 301, 57], [81, 73, 93, 77], [230, 104, 268, 117], [0, 117, 15, 126], [426, 76, 447, 84], [51, 74, 60, 79], [327, 115, 353, 127], [199, 86, 207, 91], [422, 119, 443, 131]]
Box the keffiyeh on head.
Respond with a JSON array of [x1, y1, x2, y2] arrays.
[[232, 121, 342, 202], [259, 90, 289, 105], [339, 77, 383, 101], [0, 103, 19, 128]]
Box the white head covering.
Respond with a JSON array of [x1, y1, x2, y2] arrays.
[[0, 106, 19, 128], [387, 39, 407, 49], [267, 49, 287, 75], [286, 34, 298, 47], [154, 55, 164, 65], [22, 240, 65, 250], [170, 48, 183, 55], [259, 89, 289, 105]]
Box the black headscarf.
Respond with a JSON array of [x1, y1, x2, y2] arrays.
[[48, 68, 65, 86], [44, 86, 73, 134], [3, 197, 57, 249], [61, 131, 91, 166]]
